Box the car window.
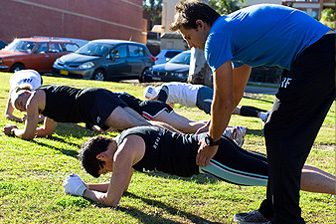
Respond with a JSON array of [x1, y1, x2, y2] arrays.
[[112, 45, 128, 58], [129, 45, 144, 57], [62, 43, 79, 52], [4, 40, 36, 53], [165, 51, 181, 58], [76, 42, 113, 56], [169, 51, 191, 65], [34, 43, 48, 54], [49, 43, 62, 53]]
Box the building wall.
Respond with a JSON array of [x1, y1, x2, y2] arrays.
[[246, 0, 282, 6], [0, 0, 147, 44]]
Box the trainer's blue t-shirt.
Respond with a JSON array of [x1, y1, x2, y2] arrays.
[[205, 4, 330, 71]]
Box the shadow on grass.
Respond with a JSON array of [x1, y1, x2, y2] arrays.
[[34, 139, 79, 158], [117, 192, 221, 224], [147, 171, 219, 184], [246, 129, 265, 137], [53, 123, 98, 139]]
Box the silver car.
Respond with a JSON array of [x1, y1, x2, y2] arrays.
[[53, 39, 155, 81]]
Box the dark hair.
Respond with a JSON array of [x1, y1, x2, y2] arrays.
[[170, 0, 220, 31], [78, 136, 113, 178]]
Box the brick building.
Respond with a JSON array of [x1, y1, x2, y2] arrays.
[[0, 0, 147, 44]]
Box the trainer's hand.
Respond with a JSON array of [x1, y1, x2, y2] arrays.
[[196, 138, 218, 167], [63, 173, 87, 196]]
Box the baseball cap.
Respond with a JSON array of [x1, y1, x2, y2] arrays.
[[144, 86, 158, 99]]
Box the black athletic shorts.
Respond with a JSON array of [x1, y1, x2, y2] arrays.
[[140, 100, 173, 120], [88, 89, 127, 130]]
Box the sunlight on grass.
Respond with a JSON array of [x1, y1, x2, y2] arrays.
[[0, 72, 334, 223]]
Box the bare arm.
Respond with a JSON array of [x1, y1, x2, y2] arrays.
[[11, 95, 40, 140], [196, 62, 251, 167], [83, 135, 144, 207], [5, 98, 25, 122], [210, 62, 251, 141], [36, 117, 57, 137], [87, 169, 134, 193]]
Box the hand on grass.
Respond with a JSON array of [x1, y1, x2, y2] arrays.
[[63, 173, 87, 196], [3, 124, 18, 136]]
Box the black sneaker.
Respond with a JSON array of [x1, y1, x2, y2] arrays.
[[233, 210, 270, 223]]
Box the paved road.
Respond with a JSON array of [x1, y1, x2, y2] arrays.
[[244, 85, 278, 95]]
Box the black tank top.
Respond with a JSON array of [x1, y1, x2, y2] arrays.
[[117, 126, 201, 177], [37, 85, 99, 123]]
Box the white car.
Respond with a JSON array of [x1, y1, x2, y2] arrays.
[[154, 49, 183, 65]]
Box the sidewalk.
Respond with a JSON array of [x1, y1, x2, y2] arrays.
[[245, 82, 279, 95]]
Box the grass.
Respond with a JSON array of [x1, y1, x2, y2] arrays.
[[0, 72, 334, 223]]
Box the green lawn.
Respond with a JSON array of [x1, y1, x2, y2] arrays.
[[0, 72, 334, 223]]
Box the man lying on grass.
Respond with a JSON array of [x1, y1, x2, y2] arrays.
[[3, 85, 156, 140], [63, 126, 335, 207]]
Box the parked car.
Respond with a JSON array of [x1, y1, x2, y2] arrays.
[[154, 49, 183, 65], [53, 39, 155, 81], [140, 50, 191, 82], [0, 38, 79, 73], [33, 36, 89, 47], [0, 40, 7, 50]]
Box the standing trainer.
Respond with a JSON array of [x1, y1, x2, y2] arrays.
[[170, 1, 335, 224]]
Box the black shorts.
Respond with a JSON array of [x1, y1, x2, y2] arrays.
[[84, 89, 127, 130], [140, 100, 173, 120]]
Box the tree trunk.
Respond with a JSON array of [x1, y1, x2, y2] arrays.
[[188, 47, 213, 88]]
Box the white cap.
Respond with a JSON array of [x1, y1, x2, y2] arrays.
[[144, 86, 158, 99]]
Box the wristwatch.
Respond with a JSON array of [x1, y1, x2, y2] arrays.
[[204, 134, 220, 146]]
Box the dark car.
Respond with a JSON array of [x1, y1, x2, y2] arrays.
[[0, 38, 79, 73], [0, 40, 7, 50], [53, 39, 155, 81], [140, 50, 190, 82]]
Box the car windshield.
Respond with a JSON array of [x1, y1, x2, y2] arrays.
[[169, 51, 190, 65], [75, 42, 112, 56], [3, 39, 36, 53]]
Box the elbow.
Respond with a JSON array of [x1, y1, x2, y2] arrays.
[[22, 135, 35, 141], [102, 198, 119, 208]]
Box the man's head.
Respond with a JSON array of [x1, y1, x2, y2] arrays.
[[170, 0, 220, 49], [78, 136, 116, 178], [144, 86, 159, 100], [11, 85, 33, 112]]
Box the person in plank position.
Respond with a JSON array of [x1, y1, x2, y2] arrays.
[[63, 126, 335, 208], [3, 85, 154, 140]]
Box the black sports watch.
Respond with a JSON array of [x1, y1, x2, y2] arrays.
[[204, 134, 220, 146]]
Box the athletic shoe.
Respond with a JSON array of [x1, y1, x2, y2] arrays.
[[261, 111, 270, 124], [222, 126, 247, 147], [233, 126, 247, 147], [233, 210, 270, 223]]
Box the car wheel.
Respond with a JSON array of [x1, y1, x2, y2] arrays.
[[92, 69, 106, 81], [139, 68, 147, 83], [10, 63, 25, 72]]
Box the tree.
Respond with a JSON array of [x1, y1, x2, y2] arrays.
[[208, 0, 244, 15], [320, 8, 335, 29], [143, 0, 162, 27]]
